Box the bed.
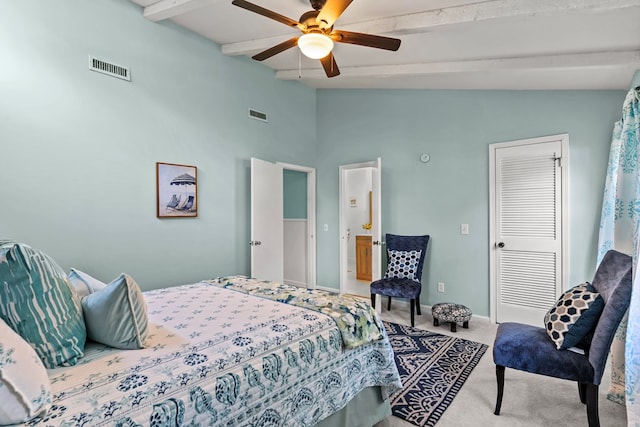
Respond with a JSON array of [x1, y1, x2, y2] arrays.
[[4, 270, 402, 426]]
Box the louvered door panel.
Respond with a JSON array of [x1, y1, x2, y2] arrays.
[[499, 251, 557, 310], [501, 155, 557, 239], [495, 139, 563, 326]]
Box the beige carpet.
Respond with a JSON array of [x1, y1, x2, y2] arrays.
[[375, 304, 627, 427]]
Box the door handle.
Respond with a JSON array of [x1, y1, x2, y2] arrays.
[[497, 242, 505, 248], [373, 241, 381, 246], [249, 241, 262, 246]]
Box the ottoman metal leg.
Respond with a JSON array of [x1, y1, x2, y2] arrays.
[[450, 322, 457, 332], [434, 318, 439, 326], [463, 321, 469, 329]]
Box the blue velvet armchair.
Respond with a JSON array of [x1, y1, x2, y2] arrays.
[[370, 234, 430, 327], [493, 249, 633, 427]]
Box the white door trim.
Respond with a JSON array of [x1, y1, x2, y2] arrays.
[[277, 162, 317, 289], [488, 134, 569, 324]]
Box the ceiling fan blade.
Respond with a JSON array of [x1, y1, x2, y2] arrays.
[[316, 0, 353, 30], [331, 30, 401, 51], [232, 0, 303, 30], [320, 53, 340, 78], [252, 37, 299, 61]]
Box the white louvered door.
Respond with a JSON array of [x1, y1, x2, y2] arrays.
[[493, 136, 567, 326]]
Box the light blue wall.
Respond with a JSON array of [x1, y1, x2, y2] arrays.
[[0, 1, 629, 317], [315, 89, 626, 316], [631, 70, 640, 88], [283, 169, 307, 219], [0, 0, 316, 290]]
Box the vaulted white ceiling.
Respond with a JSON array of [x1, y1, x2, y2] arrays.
[[130, 0, 640, 90]]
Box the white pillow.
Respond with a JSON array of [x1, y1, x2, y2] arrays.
[[0, 319, 52, 424], [82, 273, 149, 349], [67, 268, 107, 299]]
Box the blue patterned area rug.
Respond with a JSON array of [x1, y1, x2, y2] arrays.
[[384, 321, 488, 427]]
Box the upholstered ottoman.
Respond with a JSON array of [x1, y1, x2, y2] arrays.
[[431, 302, 472, 332]]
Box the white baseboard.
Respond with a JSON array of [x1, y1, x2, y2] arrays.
[[311, 284, 491, 322], [315, 284, 339, 294], [284, 279, 307, 288]]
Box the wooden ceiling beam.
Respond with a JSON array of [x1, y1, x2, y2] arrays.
[[143, 0, 225, 22], [221, 0, 640, 56], [274, 50, 640, 80]]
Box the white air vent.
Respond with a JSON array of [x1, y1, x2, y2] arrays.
[[248, 108, 268, 122], [88, 56, 131, 81]]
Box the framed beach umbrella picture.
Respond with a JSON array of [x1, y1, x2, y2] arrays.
[[156, 162, 198, 218]]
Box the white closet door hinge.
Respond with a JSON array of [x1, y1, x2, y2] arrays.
[[554, 156, 562, 168]]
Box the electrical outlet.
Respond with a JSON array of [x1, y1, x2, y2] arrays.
[[438, 282, 445, 293]]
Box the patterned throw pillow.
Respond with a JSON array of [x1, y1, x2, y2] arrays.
[[385, 249, 422, 281], [0, 318, 52, 424], [0, 241, 86, 368], [544, 282, 604, 350], [82, 273, 149, 349]]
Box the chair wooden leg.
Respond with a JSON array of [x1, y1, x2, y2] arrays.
[[370, 294, 376, 309], [494, 365, 505, 415], [387, 296, 392, 311], [416, 297, 421, 315], [578, 382, 587, 404], [586, 383, 600, 427], [410, 299, 415, 327]]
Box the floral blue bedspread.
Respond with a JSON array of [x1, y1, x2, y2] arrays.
[[207, 276, 386, 349], [29, 281, 401, 426]]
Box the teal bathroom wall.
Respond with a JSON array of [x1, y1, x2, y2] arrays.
[[0, 0, 316, 289], [314, 89, 626, 316], [283, 169, 308, 219]]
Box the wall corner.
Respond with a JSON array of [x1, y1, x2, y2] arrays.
[[630, 69, 640, 89]]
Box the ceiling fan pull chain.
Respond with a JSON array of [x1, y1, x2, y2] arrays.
[[298, 49, 302, 79]]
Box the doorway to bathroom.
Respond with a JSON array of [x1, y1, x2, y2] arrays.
[[339, 158, 382, 297]]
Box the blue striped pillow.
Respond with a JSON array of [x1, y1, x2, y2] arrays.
[[0, 241, 86, 368]]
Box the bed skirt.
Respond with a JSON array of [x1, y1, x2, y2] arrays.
[[316, 386, 391, 427]]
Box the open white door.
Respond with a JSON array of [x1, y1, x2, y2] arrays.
[[251, 158, 283, 283]]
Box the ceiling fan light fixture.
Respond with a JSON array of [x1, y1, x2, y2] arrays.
[[298, 33, 334, 59]]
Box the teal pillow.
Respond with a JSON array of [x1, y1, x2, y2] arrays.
[[0, 241, 86, 368], [82, 273, 149, 349], [68, 268, 107, 298]]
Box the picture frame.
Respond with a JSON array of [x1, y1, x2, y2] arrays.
[[156, 162, 198, 218]]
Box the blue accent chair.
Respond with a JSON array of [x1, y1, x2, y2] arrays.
[[370, 234, 430, 327], [493, 250, 632, 427]]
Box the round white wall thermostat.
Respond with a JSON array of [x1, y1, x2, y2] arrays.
[[420, 153, 431, 163]]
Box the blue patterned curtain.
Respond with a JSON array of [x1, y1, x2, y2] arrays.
[[597, 86, 640, 423]]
